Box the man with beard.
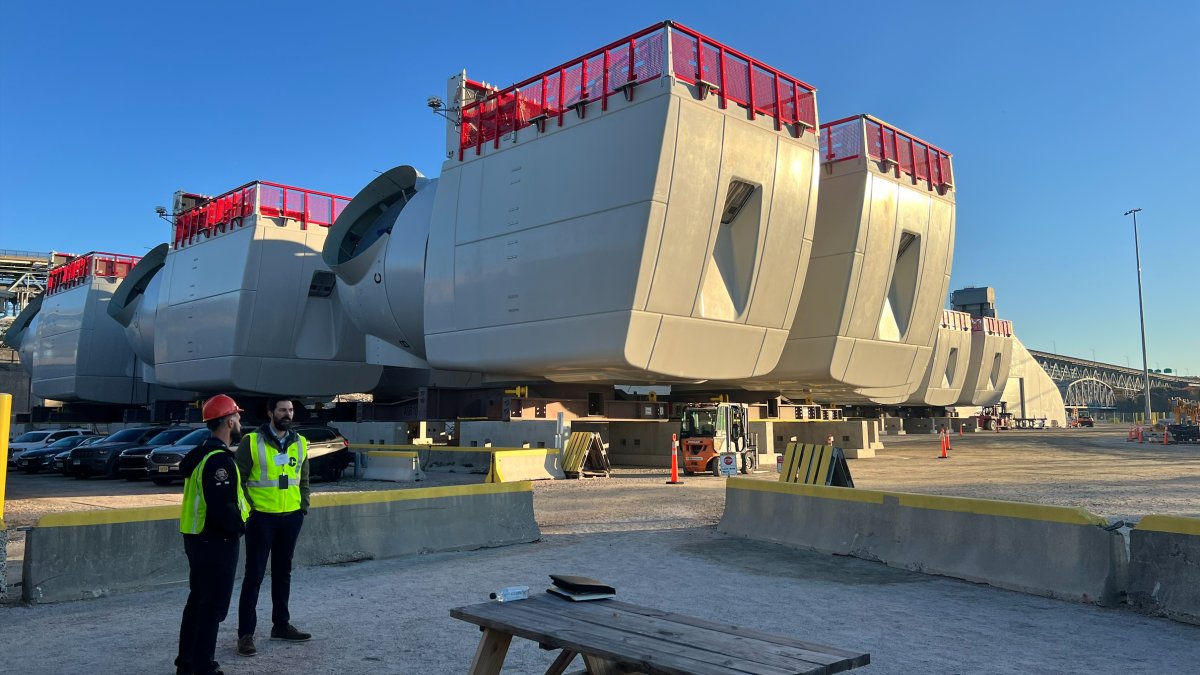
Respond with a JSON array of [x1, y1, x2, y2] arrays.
[[176, 394, 248, 675], [234, 397, 312, 657]]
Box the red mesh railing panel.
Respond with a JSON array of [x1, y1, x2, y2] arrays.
[[720, 52, 750, 103], [633, 31, 664, 82], [561, 62, 584, 108], [259, 184, 284, 217], [671, 31, 698, 79], [751, 65, 776, 114], [822, 117, 864, 162], [306, 194, 333, 225]]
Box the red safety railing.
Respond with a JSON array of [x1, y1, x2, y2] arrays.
[[821, 114, 953, 189], [972, 316, 1013, 337], [458, 20, 816, 159], [941, 309, 972, 332], [173, 181, 352, 249], [46, 252, 141, 294]]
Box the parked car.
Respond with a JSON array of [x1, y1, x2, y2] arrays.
[[297, 424, 353, 482], [8, 428, 96, 465], [52, 436, 106, 474], [65, 426, 170, 478], [144, 424, 351, 485], [145, 429, 211, 485], [16, 434, 98, 473], [117, 427, 201, 480]]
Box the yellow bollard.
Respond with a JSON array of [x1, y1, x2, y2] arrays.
[[0, 393, 11, 520]]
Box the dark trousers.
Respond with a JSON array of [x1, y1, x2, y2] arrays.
[[238, 510, 303, 637], [177, 535, 239, 675]]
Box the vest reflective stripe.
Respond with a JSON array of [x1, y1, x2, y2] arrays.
[[245, 432, 306, 513], [180, 449, 249, 535]]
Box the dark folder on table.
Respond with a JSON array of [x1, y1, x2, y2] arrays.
[[547, 574, 616, 601]]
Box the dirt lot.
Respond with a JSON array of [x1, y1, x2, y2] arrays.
[[2, 425, 1197, 673]]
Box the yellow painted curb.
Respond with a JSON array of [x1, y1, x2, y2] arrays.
[[37, 482, 532, 527], [39, 505, 179, 527], [726, 477, 885, 504], [894, 493, 1106, 526], [1136, 514, 1200, 536]]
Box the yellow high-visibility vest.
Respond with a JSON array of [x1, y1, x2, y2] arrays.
[[245, 432, 307, 513], [180, 449, 249, 534]]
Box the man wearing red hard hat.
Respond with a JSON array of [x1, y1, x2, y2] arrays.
[[175, 394, 248, 675]]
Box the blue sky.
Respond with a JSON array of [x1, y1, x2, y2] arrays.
[[1, 1, 1195, 374]]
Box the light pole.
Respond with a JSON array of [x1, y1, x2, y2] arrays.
[[1124, 208, 1153, 422]]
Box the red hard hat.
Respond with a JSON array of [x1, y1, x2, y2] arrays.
[[202, 394, 244, 421]]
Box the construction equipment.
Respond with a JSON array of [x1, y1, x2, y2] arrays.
[[680, 402, 758, 476], [974, 403, 1013, 431]]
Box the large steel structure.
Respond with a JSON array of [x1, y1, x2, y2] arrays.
[[326, 20, 823, 383]]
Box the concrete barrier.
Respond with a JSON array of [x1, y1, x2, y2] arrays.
[[1127, 515, 1200, 625], [22, 482, 539, 604], [485, 449, 565, 482], [718, 478, 1127, 605], [360, 450, 425, 482]]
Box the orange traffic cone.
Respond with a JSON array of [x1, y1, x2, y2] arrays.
[[667, 434, 682, 485], [959, 423, 964, 436], [937, 432, 950, 459]]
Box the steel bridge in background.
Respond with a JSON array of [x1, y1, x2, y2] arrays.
[[1028, 350, 1198, 409], [0, 249, 72, 317]]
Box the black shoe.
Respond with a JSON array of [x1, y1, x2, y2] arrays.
[[270, 624, 311, 642], [237, 634, 256, 657]]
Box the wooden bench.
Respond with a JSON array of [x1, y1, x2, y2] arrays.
[[451, 593, 870, 674]]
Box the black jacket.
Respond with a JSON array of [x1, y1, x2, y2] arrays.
[[180, 437, 245, 540]]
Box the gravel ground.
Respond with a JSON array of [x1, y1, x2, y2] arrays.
[[1, 426, 1197, 673]]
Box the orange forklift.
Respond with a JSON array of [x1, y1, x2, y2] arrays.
[[680, 402, 758, 476]]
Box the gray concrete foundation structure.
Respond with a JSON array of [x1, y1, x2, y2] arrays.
[[22, 482, 538, 604], [1127, 515, 1200, 625], [759, 420, 878, 458], [719, 478, 1127, 605]]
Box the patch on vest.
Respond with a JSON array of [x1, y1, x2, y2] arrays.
[[215, 468, 230, 482], [289, 457, 297, 467]]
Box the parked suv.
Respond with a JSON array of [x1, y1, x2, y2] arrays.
[[296, 424, 353, 482], [143, 424, 351, 484], [8, 428, 96, 465], [53, 436, 105, 475], [117, 427, 201, 480], [66, 426, 170, 478], [146, 429, 212, 485]]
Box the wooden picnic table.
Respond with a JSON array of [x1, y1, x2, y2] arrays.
[[450, 593, 870, 675]]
